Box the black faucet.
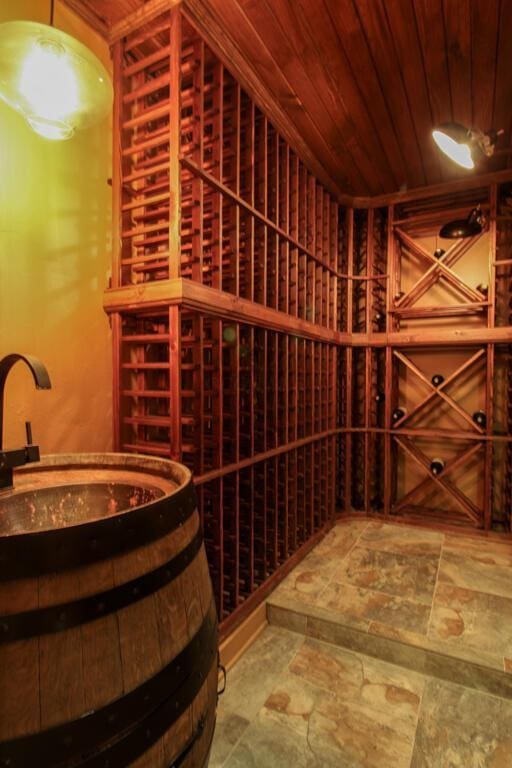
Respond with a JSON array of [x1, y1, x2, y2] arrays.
[[0, 354, 51, 490]]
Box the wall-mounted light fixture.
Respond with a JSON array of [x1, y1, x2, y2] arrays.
[[0, 3, 112, 141], [432, 123, 504, 169], [439, 205, 487, 239]]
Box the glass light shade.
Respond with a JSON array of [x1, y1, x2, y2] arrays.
[[0, 21, 112, 140], [432, 127, 474, 169]]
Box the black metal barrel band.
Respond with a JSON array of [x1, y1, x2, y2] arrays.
[[0, 599, 218, 768], [0, 527, 204, 643], [0, 479, 197, 581]]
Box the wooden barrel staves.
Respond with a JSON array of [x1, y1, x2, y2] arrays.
[[0, 454, 218, 768]]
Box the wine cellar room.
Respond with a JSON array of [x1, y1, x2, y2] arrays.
[[1, 1, 512, 767]]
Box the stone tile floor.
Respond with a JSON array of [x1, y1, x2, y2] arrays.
[[267, 520, 512, 683], [210, 625, 512, 767], [210, 520, 512, 767]]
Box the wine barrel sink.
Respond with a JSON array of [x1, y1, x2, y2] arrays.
[[0, 453, 218, 768]]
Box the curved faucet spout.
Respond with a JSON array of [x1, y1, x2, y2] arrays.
[[0, 354, 52, 451]]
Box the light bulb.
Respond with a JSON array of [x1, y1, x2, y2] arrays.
[[432, 129, 474, 169], [0, 21, 112, 141], [19, 38, 79, 139]]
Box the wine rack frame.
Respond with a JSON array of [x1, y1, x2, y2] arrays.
[[103, 2, 512, 634], [339, 182, 512, 532], [105, 6, 340, 634]]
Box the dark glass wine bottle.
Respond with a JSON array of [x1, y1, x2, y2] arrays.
[[430, 458, 445, 475], [431, 373, 444, 387], [392, 407, 406, 422], [473, 410, 486, 428]]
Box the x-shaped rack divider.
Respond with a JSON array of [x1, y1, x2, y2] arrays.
[[393, 228, 486, 311], [392, 348, 486, 434], [393, 437, 483, 524]]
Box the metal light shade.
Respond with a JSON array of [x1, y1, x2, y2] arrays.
[[432, 123, 475, 169], [439, 206, 484, 239], [0, 21, 112, 140]]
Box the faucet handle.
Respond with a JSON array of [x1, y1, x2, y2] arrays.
[[25, 421, 33, 445]]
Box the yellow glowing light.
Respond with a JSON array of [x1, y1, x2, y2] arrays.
[[0, 21, 112, 141], [432, 129, 474, 169], [19, 39, 79, 139]]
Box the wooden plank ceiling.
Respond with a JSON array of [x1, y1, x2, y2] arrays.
[[66, 0, 512, 199]]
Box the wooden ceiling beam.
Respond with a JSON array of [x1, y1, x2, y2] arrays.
[[351, 167, 512, 208]]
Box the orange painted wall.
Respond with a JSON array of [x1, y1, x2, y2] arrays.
[[0, 1, 113, 454]]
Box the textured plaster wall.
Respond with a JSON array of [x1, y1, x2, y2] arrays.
[[0, 0, 113, 454]]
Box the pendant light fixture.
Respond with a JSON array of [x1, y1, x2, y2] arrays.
[[432, 123, 504, 169], [0, 0, 112, 140], [439, 205, 486, 239]]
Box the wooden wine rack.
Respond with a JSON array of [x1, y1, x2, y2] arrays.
[[105, 7, 340, 632], [104, 5, 512, 632], [340, 182, 512, 533]]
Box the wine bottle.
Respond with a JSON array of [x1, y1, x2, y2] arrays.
[[374, 311, 384, 328], [392, 407, 406, 422], [431, 373, 444, 387], [434, 248, 445, 259], [430, 458, 445, 475], [375, 392, 384, 404], [473, 410, 486, 428], [476, 283, 488, 295]]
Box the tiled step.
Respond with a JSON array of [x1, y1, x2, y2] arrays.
[[266, 519, 512, 701]]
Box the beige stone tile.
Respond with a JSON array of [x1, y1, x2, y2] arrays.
[[266, 602, 308, 634], [443, 533, 512, 561], [288, 637, 424, 727], [209, 711, 250, 768], [411, 677, 512, 767], [428, 583, 512, 666], [316, 581, 431, 635], [313, 520, 368, 558], [262, 643, 422, 768], [438, 548, 512, 599], [269, 590, 371, 630], [223, 715, 326, 768], [332, 545, 439, 605], [218, 625, 304, 722], [360, 523, 443, 556]]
